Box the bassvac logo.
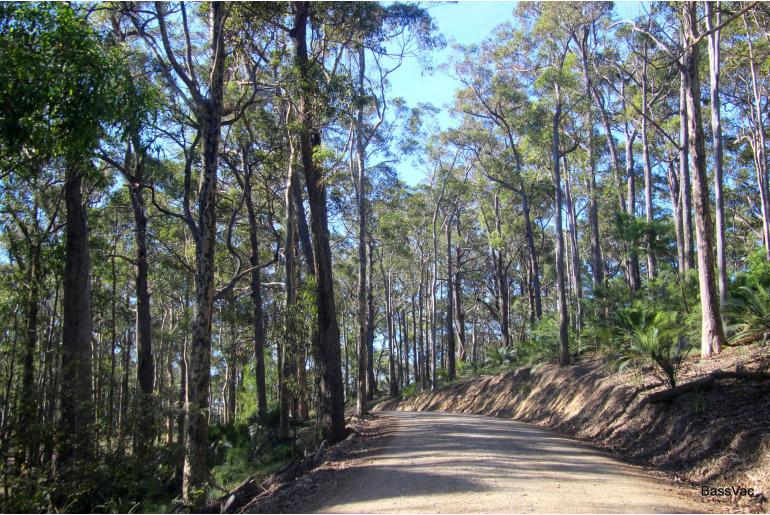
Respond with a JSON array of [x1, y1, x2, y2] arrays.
[[701, 485, 755, 497]]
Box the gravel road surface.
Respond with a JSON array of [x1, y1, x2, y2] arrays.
[[298, 411, 705, 513]]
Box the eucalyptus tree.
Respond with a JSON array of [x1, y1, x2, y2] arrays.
[[513, 2, 586, 365], [452, 38, 543, 320], [0, 2, 128, 473], [123, 1, 267, 502]]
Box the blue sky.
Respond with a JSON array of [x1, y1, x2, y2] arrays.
[[388, 1, 646, 186]]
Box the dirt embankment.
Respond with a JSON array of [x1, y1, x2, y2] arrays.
[[375, 344, 770, 511]]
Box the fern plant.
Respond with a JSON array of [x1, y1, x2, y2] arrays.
[[617, 312, 690, 388], [726, 285, 770, 346]]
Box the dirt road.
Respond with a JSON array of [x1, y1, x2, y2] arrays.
[[298, 411, 706, 513]]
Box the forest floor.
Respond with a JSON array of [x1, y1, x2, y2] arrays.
[[374, 343, 770, 513]]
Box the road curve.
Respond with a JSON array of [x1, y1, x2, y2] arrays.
[[299, 411, 705, 513]]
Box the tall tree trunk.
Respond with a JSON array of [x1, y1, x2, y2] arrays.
[[641, 52, 656, 280], [493, 193, 511, 349], [384, 269, 398, 397], [58, 168, 94, 469], [743, 14, 770, 261], [291, 1, 345, 443], [706, 2, 728, 302], [183, 3, 226, 504], [454, 237, 466, 362], [20, 243, 40, 462], [667, 158, 685, 274], [241, 148, 268, 419], [280, 129, 297, 440], [514, 169, 542, 319], [682, 1, 725, 358], [128, 168, 154, 461], [366, 240, 376, 399], [552, 83, 570, 367], [680, 68, 695, 272], [622, 90, 641, 293], [355, 45, 368, 417], [578, 26, 604, 288], [430, 220, 439, 390], [564, 158, 582, 332], [418, 264, 427, 389], [107, 239, 118, 444], [412, 293, 420, 382], [177, 279, 189, 462], [446, 215, 456, 381]]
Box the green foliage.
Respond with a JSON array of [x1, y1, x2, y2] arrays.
[[0, 3, 127, 168], [615, 311, 690, 388], [484, 344, 515, 368], [726, 257, 770, 344]]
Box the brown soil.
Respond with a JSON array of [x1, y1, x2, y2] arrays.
[[236, 414, 393, 514], [375, 343, 770, 513]]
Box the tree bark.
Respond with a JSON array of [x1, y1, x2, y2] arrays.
[[454, 234, 466, 363], [241, 148, 268, 419], [622, 88, 641, 292], [640, 50, 656, 280], [291, 1, 345, 443], [564, 158, 582, 332], [355, 45, 368, 416], [578, 26, 604, 288], [446, 215, 456, 380], [743, 13, 770, 261], [183, 2, 226, 504], [553, 83, 570, 366], [58, 168, 94, 470], [682, 1, 725, 358], [280, 127, 297, 441], [128, 162, 155, 461], [366, 239, 376, 399], [679, 68, 695, 272], [20, 243, 40, 462], [706, 2, 727, 303]]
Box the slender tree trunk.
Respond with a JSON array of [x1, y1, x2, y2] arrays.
[[129, 170, 154, 461], [682, 1, 725, 358], [493, 193, 511, 348], [20, 244, 40, 462], [241, 148, 268, 419], [667, 158, 685, 274], [454, 237, 466, 362], [641, 54, 656, 280], [430, 222, 439, 390], [578, 27, 604, 288], [517, 183, 542, 319], [564, 159, 582, 332], [622, 91, 641, 292], [384, 269, 398, 397], [183, 3, 226, 504], [706, 3, 728, 302], [280, 129, 297, 440], [743, 14, 770, 262], [177, 280, 189, 460], [291, 1, 344, 443], [552, 83, 570, 367], [412, 293, 419, 383], [355, 45, 368, 416], [366, 240, 376, 399], [446, 216, 456, 380], [680, 68, 695, 272], [119, 299, 131, 452]]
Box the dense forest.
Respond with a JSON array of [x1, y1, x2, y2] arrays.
[[1, 1, 770, 512]]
